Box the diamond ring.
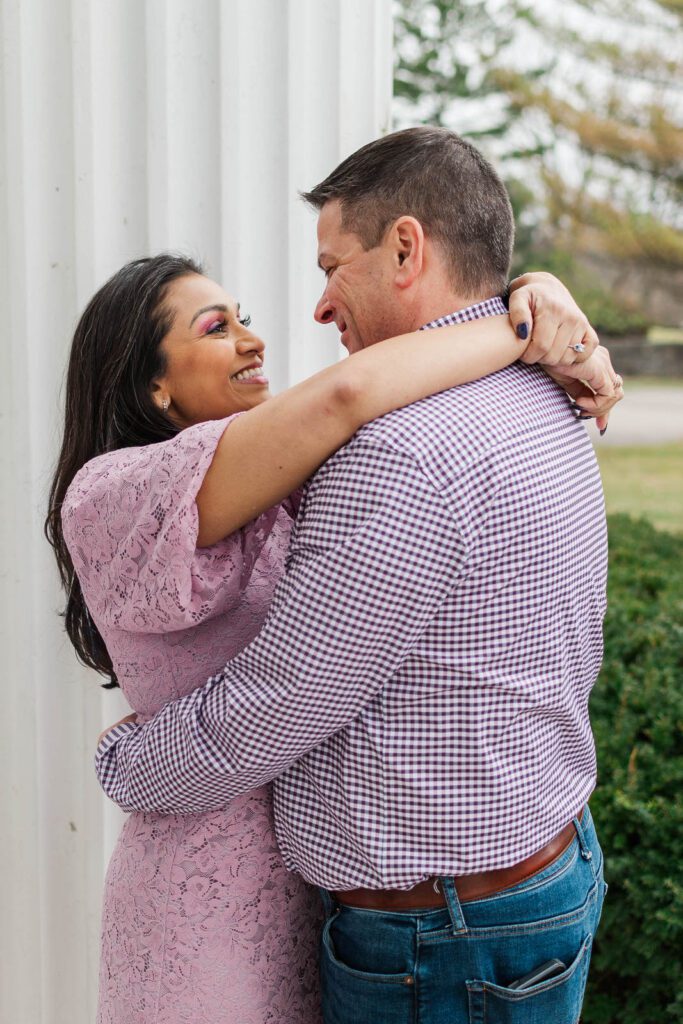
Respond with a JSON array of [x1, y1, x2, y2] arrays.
[[572, 343, 586, 353]]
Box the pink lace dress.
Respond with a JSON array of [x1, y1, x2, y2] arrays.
[[62, 417, 321, 1024]]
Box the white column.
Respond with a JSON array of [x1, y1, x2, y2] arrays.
[[0, 1, 393, 1021]]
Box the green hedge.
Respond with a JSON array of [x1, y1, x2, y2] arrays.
[[584, 515, 683, 1023]]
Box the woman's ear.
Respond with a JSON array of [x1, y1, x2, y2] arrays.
[[392, 216, 424, 289], [150, 380, 171, 413]]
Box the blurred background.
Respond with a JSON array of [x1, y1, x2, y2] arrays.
[[1, 1, 680, 1021]]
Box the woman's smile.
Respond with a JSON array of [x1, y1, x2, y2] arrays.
[[231, 363, 269, 385]]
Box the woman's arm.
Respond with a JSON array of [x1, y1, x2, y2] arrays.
[[197, 313, 524, 546]]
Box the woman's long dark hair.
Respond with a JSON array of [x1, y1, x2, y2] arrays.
[[45, 254, 203, 687]]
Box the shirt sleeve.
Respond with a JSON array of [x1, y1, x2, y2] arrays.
[[62, 416, 280, 634], [95, 441, 465, 813]]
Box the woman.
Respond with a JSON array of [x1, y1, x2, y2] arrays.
[[46, 254, 610, 1024]]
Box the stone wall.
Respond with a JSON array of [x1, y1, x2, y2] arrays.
[[581, 251, 683, 330], [605, 337, 683, 377]]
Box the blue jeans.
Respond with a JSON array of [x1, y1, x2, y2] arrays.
[[320, 807, 606, 1023]]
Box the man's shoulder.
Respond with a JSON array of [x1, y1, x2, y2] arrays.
[[346, 362, 571, 473], [296, 361, 598, 548]]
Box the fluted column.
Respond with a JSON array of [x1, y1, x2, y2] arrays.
[[0, 1, 393, 1020]]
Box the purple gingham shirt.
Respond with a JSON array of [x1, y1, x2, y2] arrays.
[[96, 298, 608, 889]]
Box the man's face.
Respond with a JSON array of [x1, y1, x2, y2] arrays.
[[314, 200, 398, 353]]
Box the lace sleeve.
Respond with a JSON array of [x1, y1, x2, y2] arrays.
[[62, 416, 280, 634]]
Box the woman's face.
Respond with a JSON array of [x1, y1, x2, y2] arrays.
[[154, 273, 271, 426]]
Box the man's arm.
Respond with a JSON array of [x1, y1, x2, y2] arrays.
[[96, 442, 463, 813]]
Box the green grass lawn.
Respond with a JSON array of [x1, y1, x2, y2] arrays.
[[596, 443, 683, 534]]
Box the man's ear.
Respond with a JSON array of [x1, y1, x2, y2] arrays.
[[391, 216, 424, 289]]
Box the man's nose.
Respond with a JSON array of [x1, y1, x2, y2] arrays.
[[314, 292, 335, 325]]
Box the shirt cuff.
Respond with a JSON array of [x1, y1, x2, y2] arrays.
[[95, 720, 139, 763]]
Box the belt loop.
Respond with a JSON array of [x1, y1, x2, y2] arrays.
[[319, 887, 336, 917], [573, 809, 592, 862], [438, 877, 468, 935]]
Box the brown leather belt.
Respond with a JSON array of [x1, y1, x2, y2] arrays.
[[334, 810, 583, 911]]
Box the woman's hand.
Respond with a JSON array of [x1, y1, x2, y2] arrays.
[[508, 272, 599, 367], [98, 713, 137, 747], [544, 348, 624, 433], [508, 272, 624, 430]]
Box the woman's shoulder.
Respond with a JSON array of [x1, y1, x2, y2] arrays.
[[64, 417, 237, 514], [60, 414, 284, 633]]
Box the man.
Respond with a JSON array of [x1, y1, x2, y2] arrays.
[[97, 127, 614, 1022]]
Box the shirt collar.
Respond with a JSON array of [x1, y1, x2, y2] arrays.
[[420, 296, 507, 331]]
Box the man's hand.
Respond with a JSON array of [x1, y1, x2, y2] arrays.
[[98, 713, 137, 747], [544, 348, 624, 432], [508, 271, 599, 367]]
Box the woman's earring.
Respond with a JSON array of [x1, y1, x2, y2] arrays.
[[162, 397, 170, 412]]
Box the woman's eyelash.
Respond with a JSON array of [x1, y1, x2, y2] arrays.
[[205, 313, 251, 334], [206, 319, 227, 334]]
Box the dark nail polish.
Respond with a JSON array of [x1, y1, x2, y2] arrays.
[[516, 322, 529, 341], [579, 414, 595, 420], [600, 426, 608, 436]]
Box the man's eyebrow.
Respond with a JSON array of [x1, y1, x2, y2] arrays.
[[189, 303, 229, 327]]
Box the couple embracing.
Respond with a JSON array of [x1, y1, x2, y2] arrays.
[[48, 127, 619, 1023]]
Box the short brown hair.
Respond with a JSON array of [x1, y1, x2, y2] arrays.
[[301, 126, 514, 298]]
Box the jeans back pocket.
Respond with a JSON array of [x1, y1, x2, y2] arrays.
[[466, 933, 593, 1024], [320, 912, 416, 1024]]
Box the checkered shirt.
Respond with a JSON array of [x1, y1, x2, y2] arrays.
[[96, 298, 608, 889]]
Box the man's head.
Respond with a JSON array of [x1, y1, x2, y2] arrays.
[[302, 126, 514, 351]]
